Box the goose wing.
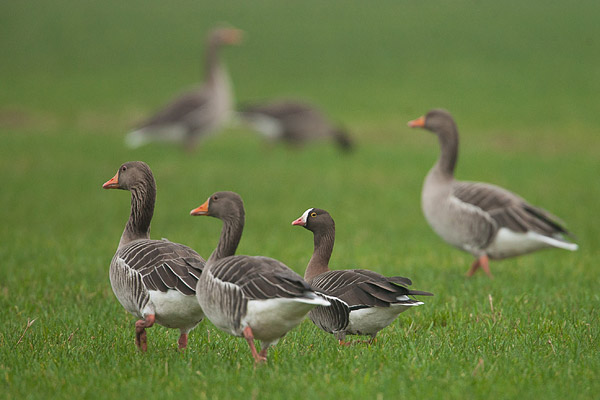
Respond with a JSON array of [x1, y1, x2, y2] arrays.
[[453, 181, 572, 236], [208, 255, 315, 300], [137, 88, 212, 129], [311, 270, 431, 310], [117, 239, 205, 296]]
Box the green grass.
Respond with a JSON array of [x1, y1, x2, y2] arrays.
[[1, 1, 599, 399]]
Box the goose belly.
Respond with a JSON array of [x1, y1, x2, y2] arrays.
[[346, 305, 411, 336], [148, 290, 204, 331], [242, 298, 316, 343], [485, 228, 555, 259]]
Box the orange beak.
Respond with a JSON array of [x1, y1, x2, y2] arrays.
[[102, 172, 120, 189], [190, 199, 210, 216], [407, 115, 426, 128], [224, 28, 243, 45]]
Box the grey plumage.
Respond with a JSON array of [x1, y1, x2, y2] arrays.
[[191, 191, 328, 362], [408, 109, 577, 277], [239, 99, 353, 151], [126, 27, 242, 149], [103, 161, 205, 350]]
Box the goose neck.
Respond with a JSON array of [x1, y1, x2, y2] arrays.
[[208, 215, 244, 263], [436, 125, 459, 178], [120, 183, 155, 247], [305, 227, 334, 281]]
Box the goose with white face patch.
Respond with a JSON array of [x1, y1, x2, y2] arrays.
[[292, 208, 432, 345], [190, 191, 329, 363], [408, 109, 578, 278], [103, 161, 205, 351], [126, 26, 242, 150]]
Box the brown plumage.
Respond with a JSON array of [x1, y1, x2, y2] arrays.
[[292, 208, 432, 344]]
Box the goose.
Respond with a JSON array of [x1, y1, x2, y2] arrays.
[[292, 208, 432, 345], [103, 161, 205, 350], [408, 109, 578, 277], [238, 99, 353, 151], [126, 26, 242, 150], [190, 191, 329, 363]]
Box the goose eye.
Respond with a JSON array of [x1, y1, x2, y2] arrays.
[[121, 165, 127, 172], [212, 195, 219, 201], [310, 212, 317, 218]]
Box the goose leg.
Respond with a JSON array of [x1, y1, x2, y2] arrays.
[[479, 255, 493, 278], [336, 332, 351, 346], [243, 326, 267, 363], [466, 255, 493, 278], [135, 314, 155, 352], [178, 332, 189, 349], [258, 345, 269, 360]]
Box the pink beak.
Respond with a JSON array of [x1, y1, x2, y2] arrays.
[[291, 217, 305, 226]]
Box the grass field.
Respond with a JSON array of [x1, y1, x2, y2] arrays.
[[1, 1, 599, 399]]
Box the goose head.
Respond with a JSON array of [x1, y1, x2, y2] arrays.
[[190, 191, 245, 223], [292, 208, 334, 233], [209, 26, 243, 47], [102, 161, 154, 191], [407, 108, 457, 136]]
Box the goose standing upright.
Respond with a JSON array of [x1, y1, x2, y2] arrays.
[[408, 109, 578, 277], [103, 161, 205, 350], [190, 191, 329, 363], [126, 26, 242, 150], [239, 99, 353, 151], [292, 208, 432, 345]]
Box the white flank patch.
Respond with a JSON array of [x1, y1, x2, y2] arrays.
[[487, 228, 578, 259], [243, 297, 322, 343], [346, 303, 416, 336], [242, 113, 283, 139], [148, 290, 204, 331], [125, 125, 188, 148]]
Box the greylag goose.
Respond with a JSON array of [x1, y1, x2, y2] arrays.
[[408, 109, 578, 277], [190, 191, 329, 363], [103, 161, 205, 351], [292, 208, 432, 345], [126, 26, 242, 149], [239, 99, 353, 151]]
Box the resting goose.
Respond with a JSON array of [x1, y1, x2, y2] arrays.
[[190, 191, 329, 363], [292, 208, 432, 345], [239, 99, 353, 151], [103, 161, 205, 350], [408, 109, 578, 277], [126, 26, 242, 149]]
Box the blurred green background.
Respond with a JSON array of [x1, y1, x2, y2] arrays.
[[1, 1, 598, 399]]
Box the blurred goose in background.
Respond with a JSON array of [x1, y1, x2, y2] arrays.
[[190, 191, 329, 363], [238, 99, 354, 151], [408, 109, 578, 278], [126, 26, 242, 150], [292, 208, 432, 345], [103, 161, 205, 351]]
